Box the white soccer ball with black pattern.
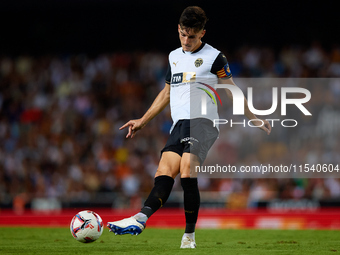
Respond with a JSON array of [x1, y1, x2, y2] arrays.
[[70, 210, 104, 243]]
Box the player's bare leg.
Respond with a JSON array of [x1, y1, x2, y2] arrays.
[[180, 152, 200, 248], [155, 151, 182, 179], [107, 152, 181, 235]]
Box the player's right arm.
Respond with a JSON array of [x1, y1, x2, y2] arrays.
[[119, 83, 170, 138]]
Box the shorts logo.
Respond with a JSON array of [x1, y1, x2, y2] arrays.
[[180, 137, 199, 143], [194, 58, 203, 67]]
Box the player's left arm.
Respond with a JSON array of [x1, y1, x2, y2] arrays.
[[219, 77, 271, 135], [211, 52, 270, 134]]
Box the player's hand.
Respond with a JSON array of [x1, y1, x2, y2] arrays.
[[119, 119, 145, 138], [251, 119, 271, 135]]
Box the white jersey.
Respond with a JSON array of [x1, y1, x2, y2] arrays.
[[165, 43, 232, 132]]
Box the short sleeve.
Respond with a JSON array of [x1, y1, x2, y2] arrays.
[[165, 61, 171, 84], [210, 52, 232, 79]]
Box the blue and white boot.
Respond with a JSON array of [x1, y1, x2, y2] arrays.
[[107, 216, 146, 236]]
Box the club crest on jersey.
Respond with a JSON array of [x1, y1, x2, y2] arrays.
[[194, 58, 203, 67]]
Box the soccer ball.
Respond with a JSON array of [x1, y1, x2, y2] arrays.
[[70, 210, 104, 243]]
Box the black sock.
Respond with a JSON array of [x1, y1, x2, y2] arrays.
[[181, 177, 200, 233], [140, 175, 174, 218]]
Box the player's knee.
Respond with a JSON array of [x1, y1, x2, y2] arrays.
[[155, 167, 178, 179], [180, 154, 200, 178], [180, 161, 191, 178]]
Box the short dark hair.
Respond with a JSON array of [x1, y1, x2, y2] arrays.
[[179, 6, 208, 32]]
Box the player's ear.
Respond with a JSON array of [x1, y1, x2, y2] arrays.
[[200, 29, 206, 39], [178, 24, 181, 32]]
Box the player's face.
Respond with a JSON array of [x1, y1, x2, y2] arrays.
[[178, 25, 206, 52]]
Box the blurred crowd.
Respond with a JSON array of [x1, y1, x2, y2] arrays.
[[1, 42, 340, 211]]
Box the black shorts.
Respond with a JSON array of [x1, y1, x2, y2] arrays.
[[161, 118, 219, 164]]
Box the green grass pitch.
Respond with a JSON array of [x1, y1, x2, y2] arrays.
[[0, 227, 339, 255]]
